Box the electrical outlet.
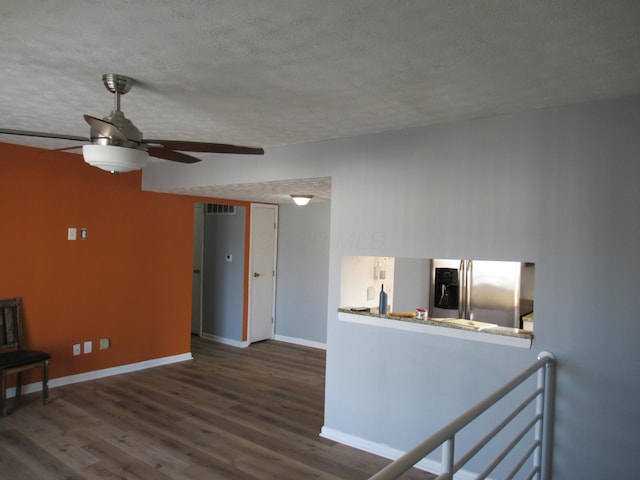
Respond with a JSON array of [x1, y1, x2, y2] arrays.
[[73, 344, 81, 356], [100, 338, 110, 350], [84, 340, 92, 354]]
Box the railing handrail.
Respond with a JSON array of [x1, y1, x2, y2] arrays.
[[369, 352, 556, 480]]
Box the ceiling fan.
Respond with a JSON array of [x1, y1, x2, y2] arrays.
[[0, 73, 264, 174]]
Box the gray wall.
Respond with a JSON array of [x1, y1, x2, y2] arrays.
[[143, 96, 640, 479], [392, 258, 430, 312], [201, 206, 246, 341], [275, 202, 330, 345]]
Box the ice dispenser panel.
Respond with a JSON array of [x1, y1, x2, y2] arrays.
[[434, 267, 459, 309]]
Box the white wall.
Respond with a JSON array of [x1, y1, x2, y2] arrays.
[[143, 97, 640, 479], [340, 256, 395, 310]]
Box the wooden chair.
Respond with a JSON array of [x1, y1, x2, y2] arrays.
[[0, 297, 51, 416]]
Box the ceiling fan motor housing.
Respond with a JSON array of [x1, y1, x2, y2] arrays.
[[91, 110, 143, 149], [88, 73, 146, 151]]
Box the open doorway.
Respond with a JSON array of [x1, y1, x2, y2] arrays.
[[192, 202, 248, 346]]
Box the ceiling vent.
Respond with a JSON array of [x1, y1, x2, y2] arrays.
[[205, 203, 236, 215]]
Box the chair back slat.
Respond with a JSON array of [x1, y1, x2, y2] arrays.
[[1, 296, 50, 416], [0, 298, 23, 350]]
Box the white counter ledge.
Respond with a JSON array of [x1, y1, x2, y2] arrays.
[[338, 309, 533, 349]]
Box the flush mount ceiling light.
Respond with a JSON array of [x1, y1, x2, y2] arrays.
[[290, 195, 313, 206], [83, 144, 149, 174]]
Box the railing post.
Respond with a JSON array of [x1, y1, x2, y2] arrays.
[[441, 436, 454, 477], [540, 352, 556, 480], [535, 352, 555, 480], [534, 360, 545, 476]]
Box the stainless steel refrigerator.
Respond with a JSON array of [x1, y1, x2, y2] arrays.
[[429, 259, 534, 328]]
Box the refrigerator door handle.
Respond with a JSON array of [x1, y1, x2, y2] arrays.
[[467, 260, 473, 321], [458, 259, 466, 319]]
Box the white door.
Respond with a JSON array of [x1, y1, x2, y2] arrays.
[[191, 203, 204, 335], [249, 204, 278, 343]]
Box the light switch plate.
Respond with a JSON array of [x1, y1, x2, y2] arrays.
[[68, 227, 77, 240], [367, 286, 375, 301], [83, 340, 92, 354]]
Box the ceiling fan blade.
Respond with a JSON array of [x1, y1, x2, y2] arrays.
[[143, 139, 264, 155], [46, 145, 85, 152], [0, 128, 88, 143], [83, 115, 129, 142], [147, 146, 201, 164]]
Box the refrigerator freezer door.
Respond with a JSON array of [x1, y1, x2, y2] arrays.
[[467, 260, 521, 327]]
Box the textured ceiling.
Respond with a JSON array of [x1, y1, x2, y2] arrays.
[[1, 1, 640, 203], [172, 177, 332, 205]]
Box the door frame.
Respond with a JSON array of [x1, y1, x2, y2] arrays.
[[191, 202, 205, 336], [247, 203, 278, 344]]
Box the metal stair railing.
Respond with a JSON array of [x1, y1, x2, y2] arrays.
[[369, 352, 556, 480]]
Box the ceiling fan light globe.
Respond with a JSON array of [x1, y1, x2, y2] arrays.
[[83, 144, 148, 173]]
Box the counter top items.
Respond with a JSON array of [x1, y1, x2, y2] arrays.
[[349, 307, 371, 312], [378, 284, 388, 315], [430, 317, 497, 331], [522, 312, 534, 332], [389, 311, 416, 318], [338, 308, 533, 340]]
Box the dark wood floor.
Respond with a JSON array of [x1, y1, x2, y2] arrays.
[[0, 336, 435, 479]]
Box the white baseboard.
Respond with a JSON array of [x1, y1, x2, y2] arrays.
[[274, 334, 326, 350], [200, 332, 250, 348], [198, 332, 324, 350], [5, 352, 193, 399], [320, 426, 480, 480]]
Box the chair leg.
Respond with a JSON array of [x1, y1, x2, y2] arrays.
[[42, 361, 49, 405], [1, 371, 6, 417], [16, 371, 22, 398]]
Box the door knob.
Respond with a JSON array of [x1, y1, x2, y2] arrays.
[[254, 272, 261, 277]]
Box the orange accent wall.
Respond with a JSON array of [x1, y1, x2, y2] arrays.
[[0, 142, 249, 382]]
